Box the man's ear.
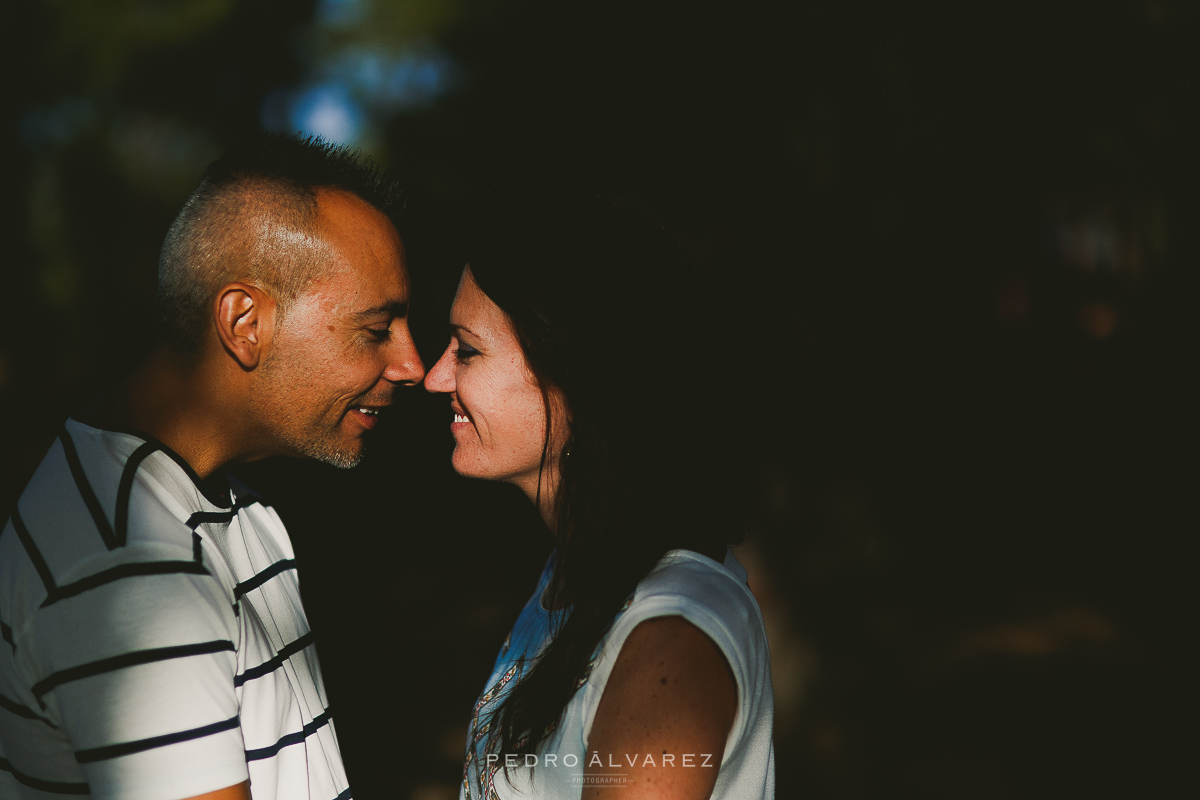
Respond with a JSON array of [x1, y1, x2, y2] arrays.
[[214, 283, 276, 370]]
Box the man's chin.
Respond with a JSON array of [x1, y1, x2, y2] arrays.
[[291, 434, 364, 470], [322, 452, 363, 470], [319, 440, 365, 469]]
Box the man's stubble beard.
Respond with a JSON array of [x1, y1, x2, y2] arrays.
[[252, 350, 364, 470]]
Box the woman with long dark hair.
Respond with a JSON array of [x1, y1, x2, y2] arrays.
[[426, 197, 774, 799]]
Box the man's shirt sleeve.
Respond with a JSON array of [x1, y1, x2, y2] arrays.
[[7, 527, 251, 800]]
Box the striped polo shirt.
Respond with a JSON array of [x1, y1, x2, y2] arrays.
[[0, 418, 350, 800]]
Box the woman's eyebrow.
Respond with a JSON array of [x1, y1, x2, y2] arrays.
[[450, 323, 480, 338]]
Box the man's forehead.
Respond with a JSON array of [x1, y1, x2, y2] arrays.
[[314, 186, 395, 226], [314, 189, 404, 258]]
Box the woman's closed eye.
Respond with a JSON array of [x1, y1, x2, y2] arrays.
[[454, 343, 480, 362]]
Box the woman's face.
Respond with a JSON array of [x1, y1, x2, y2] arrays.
[[425, 268, 568, 504]]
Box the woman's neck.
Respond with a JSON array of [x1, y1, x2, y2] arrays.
[[518, 464, 561, 536], [536, 488, 559, 536]]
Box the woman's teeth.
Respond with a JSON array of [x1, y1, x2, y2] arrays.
[[454, 413, 469, 423]]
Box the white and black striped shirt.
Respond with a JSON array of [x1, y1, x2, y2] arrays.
[[0, 419, 350, 800]]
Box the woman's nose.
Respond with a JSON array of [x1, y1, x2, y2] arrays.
[[424, 342, 456, 393]]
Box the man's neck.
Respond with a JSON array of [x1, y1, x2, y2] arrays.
[[85, 349, 257, 479]]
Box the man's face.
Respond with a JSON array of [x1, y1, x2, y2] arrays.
[[252, 189, 425, 468]]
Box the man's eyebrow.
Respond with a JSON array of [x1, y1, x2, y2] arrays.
[[352, 301, 409, 321]]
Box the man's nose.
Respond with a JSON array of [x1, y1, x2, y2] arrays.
[[384, 331, 426, 386]]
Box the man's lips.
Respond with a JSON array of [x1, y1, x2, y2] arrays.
[[352, 394, 394, 415], [348, 399, 392, 429], [349, 407, 382, 428]]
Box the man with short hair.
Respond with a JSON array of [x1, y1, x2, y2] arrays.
[[0, 134, 424, 800]]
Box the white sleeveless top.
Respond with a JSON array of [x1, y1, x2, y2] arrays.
[[461, 548, 775, 799]]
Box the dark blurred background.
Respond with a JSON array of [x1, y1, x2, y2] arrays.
[[1, 1, 1192, 798]]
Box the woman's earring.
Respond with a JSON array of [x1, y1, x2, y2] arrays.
[[563, 438, 574, 461]]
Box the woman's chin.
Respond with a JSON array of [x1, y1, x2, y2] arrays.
[[450, 452, 487, 481]]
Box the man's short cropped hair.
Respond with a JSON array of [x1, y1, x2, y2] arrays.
[[155, 133, 404, 355]]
